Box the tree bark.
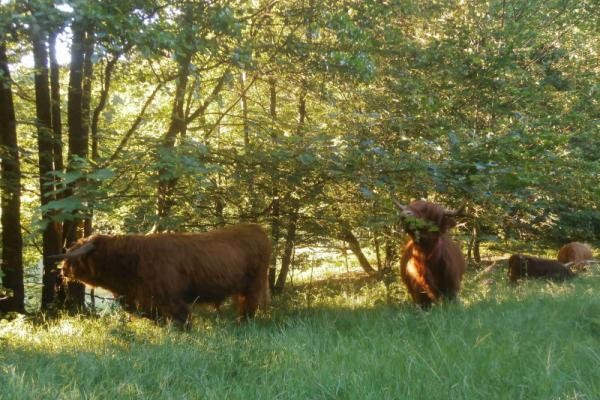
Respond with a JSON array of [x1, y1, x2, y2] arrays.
[[49, 31, 64, 177], [62, 20, 90, 309], [273, 81, 307, 289], [91, 54, 119, 160], [339, 227, 377, 275], [154, 52, 191, 232], [31, 22, 64, 310], [275, 207, 298, 292], [373, 233, 382, 271], [81, 28, 95, 251], [467, 224, 481, 265], [238, 71, 256, 220], [0, 42, 25, 313], [268, 77, 279, 289]]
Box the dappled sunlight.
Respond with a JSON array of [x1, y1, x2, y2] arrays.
[[0, 313, 177, 356], [2, 263, 600, 399], [0, 314, 30, 340], [1, 0, 598, 396]]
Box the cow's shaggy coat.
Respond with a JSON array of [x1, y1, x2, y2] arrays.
[[508, 254, 575, 283], [397, 200, 466, 308], [557, 242, 593, 271], [59, 223, 271, 324]]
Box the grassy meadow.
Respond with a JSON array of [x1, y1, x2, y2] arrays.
[[1, 260, 600, 400]]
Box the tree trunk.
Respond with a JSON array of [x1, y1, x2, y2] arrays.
[[467, 224, 481, 265], [81, 28, 95, 250], [384, 238, 397, 271], [62, 21, 90, 309], [212, 100, 225, 227], [268, 77, 279, 289], [31, 22, 64, 310], [373, 233, 382, 271], [154, 53, 191, 232], [0, 42, 25, 313], [381, 226, 397, 271], [81, 30, 94, 150], [297, 86, 307, 135], [239, 71, 256, 220], [275, 208, 298, 292], [340, 227, 377, 275], [474, 238, 481, 264], [91, 54, 119, 160], [49, 31, 63, 177]]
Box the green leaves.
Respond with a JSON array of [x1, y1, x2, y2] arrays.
[[40, 197, 85, 219]]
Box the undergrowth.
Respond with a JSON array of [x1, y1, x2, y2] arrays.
[[1, 262, 599, 399]]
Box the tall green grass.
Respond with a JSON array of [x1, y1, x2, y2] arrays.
[[1, 266, 599, 399]]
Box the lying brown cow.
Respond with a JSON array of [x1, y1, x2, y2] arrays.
[[58, 223, 271, 324], [557, 242, 593, 271], [508, 254, 575, 283], [395, 199, 466, 308]]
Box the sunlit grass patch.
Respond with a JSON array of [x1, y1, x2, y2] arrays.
[[1, 262, 600, 399]]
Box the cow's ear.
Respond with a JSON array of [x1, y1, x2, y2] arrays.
[[454, 205, 466, 218], [442, 215, 457, 230]]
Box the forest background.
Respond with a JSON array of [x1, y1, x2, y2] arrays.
[[0, 0, 599, 312]]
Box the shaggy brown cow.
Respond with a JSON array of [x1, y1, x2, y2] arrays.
[[58, 223, 271, 324], [507, 254, 575, 283], [557, 242, 593, 271], [395, 200, 466, 308]]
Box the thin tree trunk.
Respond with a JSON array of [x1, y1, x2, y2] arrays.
[[91, 52, 121, 160], [297, 88, 306, 134], [474, 238, 481, 264], [268, 77, 279, 289], [340, 227, 377, 275], [81, 30, 93, 151], [239, 71, 256, 220], [213, 101, 225, 227], [467, 224, 481, 265], [81, 28, 94, 246], [49, 31, 63, 178], [240, 72, 250, 148], [384, 238, 396, 271], [62, 20, 89, 309], [275, 207, 298, 292], [373, 233, 382, 271], [31, 22, 63, 310], [154, 53, 191, 232], [273, 81, 308, 289], [381, 225, 397, 271], [0, 42, 25, 313]]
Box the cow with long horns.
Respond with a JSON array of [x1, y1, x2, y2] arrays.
[[395, 199, 466, 308], [56, 223, 271, 324]]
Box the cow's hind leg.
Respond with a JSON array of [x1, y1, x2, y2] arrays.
[[232, 294, 248, 321], [240, 273, 268, 319], [155, 299, 190, 327]]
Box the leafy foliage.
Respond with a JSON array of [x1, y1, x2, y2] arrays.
[[1, 0, 598, 300]]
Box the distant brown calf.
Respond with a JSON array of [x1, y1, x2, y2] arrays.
[[395, 200, 466, 308], [57, 223, 271, 324], [508, 254, 575, 283], [557, 242, 593, 271]]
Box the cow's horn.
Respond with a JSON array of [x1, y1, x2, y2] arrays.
[[392, 197, 411, 215], [48, 241, 95, 260], [445, 205, 466, 217]]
